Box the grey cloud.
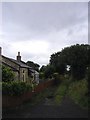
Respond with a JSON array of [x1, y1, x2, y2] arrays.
[[2, 2, 88, 34], [21, 52, 50, 66], [1, 2, 88, 66], [47, 20, 88, 53]]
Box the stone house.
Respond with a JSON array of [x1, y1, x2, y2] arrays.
[[0, 47, 39, 83]]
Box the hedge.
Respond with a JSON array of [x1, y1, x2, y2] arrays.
[[2, 81, 32, 96]]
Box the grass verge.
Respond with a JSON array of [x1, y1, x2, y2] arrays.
[[67, 79, 88, 109], [54, 84, 67, 105], [23, 86, 58, 105]]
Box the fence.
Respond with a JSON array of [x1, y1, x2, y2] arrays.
[[2, 79, 55, 108]]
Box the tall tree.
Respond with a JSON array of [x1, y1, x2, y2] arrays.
[[50, 44, 90, 80], [26, 61, 40, 72]]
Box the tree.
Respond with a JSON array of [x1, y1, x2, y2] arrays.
[[2, 65, 15, 82], [39, 64, 55, 79], [26, 61, 40, 72], [50, 52, 66, 75], [44, 64, 55, 78], [40, 65, 46, 72], [61, 44, 89, 79], [50, 44, 90, 80]]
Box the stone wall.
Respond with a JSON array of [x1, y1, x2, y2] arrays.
[[14, 71, 19, 81]]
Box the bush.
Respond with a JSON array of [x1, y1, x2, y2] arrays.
[[2, 65, 15, 82], [2, 81, 32, 96]]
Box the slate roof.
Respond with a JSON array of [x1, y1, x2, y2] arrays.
[[2, 55, 32, 69], [10, 58, 32, 68], [2, 62, 19, 71], [1, 55, 39, 74]]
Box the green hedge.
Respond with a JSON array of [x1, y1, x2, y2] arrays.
[[2, 81, 32, 96], [2, 65, 15, 82]]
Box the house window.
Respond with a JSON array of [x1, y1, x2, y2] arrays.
[[23, 70, 24, 73], [23, 75, 24, 81]]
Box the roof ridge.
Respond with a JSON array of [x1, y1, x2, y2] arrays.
[[2, 55, 32, 69]]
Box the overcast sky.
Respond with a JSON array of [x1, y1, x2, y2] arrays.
[[0, 2, 88, 66]]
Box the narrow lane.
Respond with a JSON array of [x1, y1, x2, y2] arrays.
[[3, 95, 88, 118]]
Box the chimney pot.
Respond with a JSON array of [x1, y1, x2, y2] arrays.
[[18, 52, 20, 56], [17, 51, 21, 62]]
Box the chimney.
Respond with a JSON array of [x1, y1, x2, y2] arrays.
[[0, 47, 2, 55], [17, 52, 21, 62]]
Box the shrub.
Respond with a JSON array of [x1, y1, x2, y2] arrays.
[[2, 65, 15, 82], [2, 81, 32, 96]]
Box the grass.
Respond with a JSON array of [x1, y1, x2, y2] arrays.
[[10, 77, 88, 109], [23, 83, 68, 106], [53, 76, 72, 105], [52, 77, 88, 108], [23, 86, 58, 105], [54, 84, 67, 105], [67, 79, 88, 109], [23, 77, 88, 107]]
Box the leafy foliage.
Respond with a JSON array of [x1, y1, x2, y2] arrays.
[[2, 65, 15, 82], [50, 52, 66, 74], [50, 44, 90, 80], [40, 64, 55, 79], [39, 72, 45, 79], [54, 84, 67, 104], [26, 61, 40, 72], [2, 81, 32, 96], [40, 65, 46, 72], [68, 79, 88, 108], [44, 65, 55, 78]]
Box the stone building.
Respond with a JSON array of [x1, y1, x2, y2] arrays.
[[0, 47, 39, 83]]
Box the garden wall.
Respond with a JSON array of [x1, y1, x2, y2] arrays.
[[2, 79, 55, 108]]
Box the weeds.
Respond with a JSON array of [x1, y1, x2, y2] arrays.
[[54, 84, 67, 104], [68, 79, 88, 109]]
